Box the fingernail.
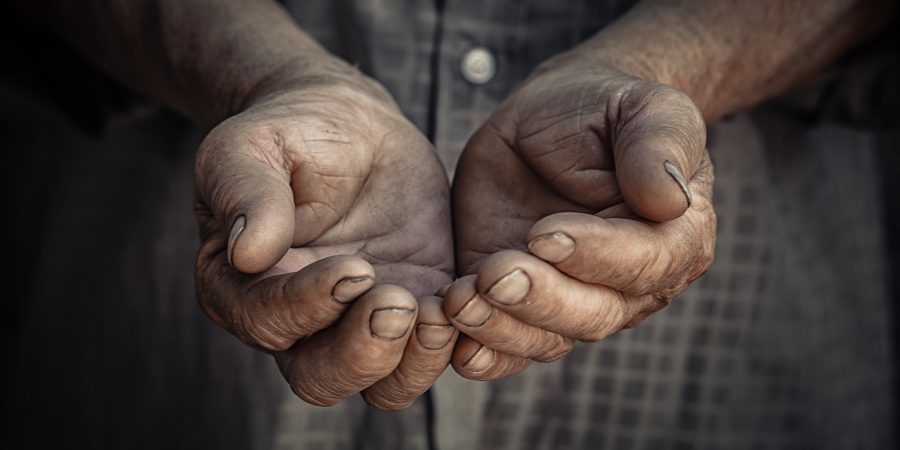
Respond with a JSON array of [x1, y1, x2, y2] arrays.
[[332, 277, 374, 303], [454, 296, 492, 327], [485, 269, 531, 305], [434, 283, 452, 297], [370, 308, 415, 340], [463, 346, 495, 372], [227, 216, 246, 267], [664, 160, 692, 207], [528, 232, 575, 263], [416, 324, 455, 350]]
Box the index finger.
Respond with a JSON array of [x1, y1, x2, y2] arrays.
[[474, 250, 628, 342], [526, 156, 715, 295], [195, 246, 375, 351]]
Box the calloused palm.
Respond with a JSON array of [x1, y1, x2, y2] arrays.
[[446, 62, 715, 380], [194, 80, 457, 409]]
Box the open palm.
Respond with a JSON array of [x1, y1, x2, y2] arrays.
[[446, 62, 715, 379], [194, 79, 457, 409]]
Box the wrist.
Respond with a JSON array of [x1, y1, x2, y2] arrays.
[[546, 10, 725, 121], [555, 0, 894, 122], [218, 53, 397, 123]]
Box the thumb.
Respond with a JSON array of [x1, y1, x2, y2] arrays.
[[613, 85, 706, 222], [196, 139, 295, 275]]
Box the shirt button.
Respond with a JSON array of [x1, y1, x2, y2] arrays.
[[460, 47, 496, 85]]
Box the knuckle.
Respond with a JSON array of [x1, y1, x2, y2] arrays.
[[490, 358, 532, 380], [581, 295, 627, 342], [385, 360, 439, 395], [533, 336, 575, 363], [621, 315, 646, 329], [194, 262, 229, 329], [243, 329, 293, 352], [362, 389, 416, 411], [578, 323, 611, 342], [239, 312, 296, 352], [622, 296, 668, 330], [625, 83, 706, 152], [360, 361, 439, 410], [290, 381, 341, 407], [341, 353, 400, 386], [579, 328, 609, 343], [195, 275, 300, 352]]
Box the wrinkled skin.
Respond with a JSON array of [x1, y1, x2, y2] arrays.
[[193, 76, 457, 409], [447, 59, 717, 379]]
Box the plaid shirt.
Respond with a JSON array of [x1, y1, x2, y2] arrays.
[[0, 1, 894, 449], [269, 1, 894, 449]]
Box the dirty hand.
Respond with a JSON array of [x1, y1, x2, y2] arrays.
[[194, 66, 457, 409], [446, 55, 715, 380]]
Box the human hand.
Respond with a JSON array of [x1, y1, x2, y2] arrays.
[[193, 66, 457, 409], [446, 55, 715, 379]]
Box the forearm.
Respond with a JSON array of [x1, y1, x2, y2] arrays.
[[14, 0, 348, 126], [572, 0, 894, 121]]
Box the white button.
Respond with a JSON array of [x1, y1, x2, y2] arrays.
[[460, 47, 496, 85]]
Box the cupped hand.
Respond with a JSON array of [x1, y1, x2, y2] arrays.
[[193, 70, 457, 409], [447, 58, 715, 380]]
